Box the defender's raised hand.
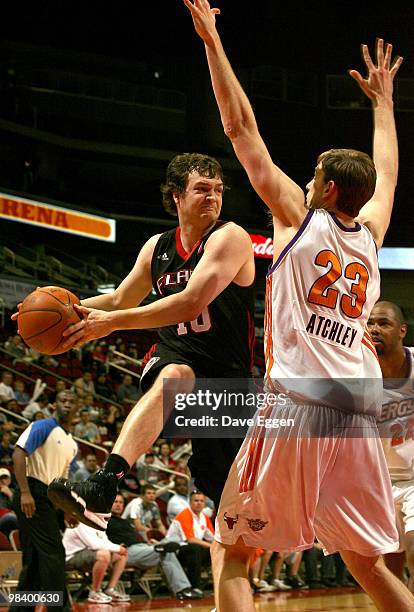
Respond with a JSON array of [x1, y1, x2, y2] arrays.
[[349, 38, 403, 105], [182, 0, 221, 45]]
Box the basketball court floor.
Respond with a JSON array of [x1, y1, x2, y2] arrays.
[[62, 587, 376, 611]]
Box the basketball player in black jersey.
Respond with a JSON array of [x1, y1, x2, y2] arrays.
[[46, 152, 256, 530]]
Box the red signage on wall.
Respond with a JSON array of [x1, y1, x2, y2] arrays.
[[249, 233, 273, 259]]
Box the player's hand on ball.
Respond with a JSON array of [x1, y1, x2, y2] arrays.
[[10, 303, 22, 323], [61, 303, 115, 349]]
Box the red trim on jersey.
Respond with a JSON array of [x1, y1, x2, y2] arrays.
[[362, 337, 379, 362], [363, 329, 376, 351], [176, 227, 202, 261], [239, 403, 273, 493]]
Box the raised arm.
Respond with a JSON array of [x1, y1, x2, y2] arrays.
[[352, 39, 403, 248], [182, 0, 305, 227]]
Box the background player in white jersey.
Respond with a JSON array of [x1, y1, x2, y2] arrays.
[[369, 301, 414, 592], [183, 1, 413, 611]]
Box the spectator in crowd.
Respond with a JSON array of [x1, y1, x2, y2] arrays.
[[303, 543, 338, 589], [122, 484, 166, 542], [0, 466, 18, 536], [62, 522, 130, 603], [74, 409, 101, 444], [10, 390, 78, 612], [136, 452, 162, 487], [175, 452, 192, 478], [108, 493, 202, 600], [155, 442, 176, 469], [52, 380, 67, 401], [0, 371, 15, 403], [167, 477, 190, 522], [272, 551, 309, 591], [73, 453, 99, 483], [0, 431, 14, 467], [82, 393, 100, 422], [5, 399, 21, 416], [102, 403, 123, 438], [95, 372, 114, 400], [69, 448, 84, 479], [251, 551, 278, 593], [72, 371, 95, 399], [167, 491, 214, 592], [91, 341, 107, 368], [13, 380, 30, 408], [22, 393, 53, 421], [4, 335, 26, 362], [116, 373, 139, 406]]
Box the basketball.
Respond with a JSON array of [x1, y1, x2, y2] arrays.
[[17, 286, 81, 355]]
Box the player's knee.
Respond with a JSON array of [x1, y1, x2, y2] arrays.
[[341, 551, 384, 584], [160, 363, 195, 382], [96, 549, 111, 564]]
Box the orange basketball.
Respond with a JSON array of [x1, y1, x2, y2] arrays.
[[17, 286, 81, 355]]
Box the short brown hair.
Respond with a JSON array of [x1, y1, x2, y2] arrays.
[[161, 153, 225, 216], [318, 148, 376, 217]]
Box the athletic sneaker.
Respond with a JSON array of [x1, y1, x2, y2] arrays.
[[252, 579, 276, 592], [47, 469, 117, 530], [88, 589, 112, 603], [285, 575, 309, 589], [271, 578, 292, 591], [104, 586, 131, 602]]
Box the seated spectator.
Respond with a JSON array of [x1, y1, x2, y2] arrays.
[[74, 410, 101, 444], [22, 394, 53, 421], [91, 342, 107, 367], [72, 372, 95, 399], [108, 493, 202, 600], [102, 403, 123, 438], [167, 491, 214, 593], [62, 522, 130, 603], [5, 399, 21, 416], [4, 335, 26, 362], [0, 467, 18, 536], [69, 448, 84, 479], [116, 374, 139, 406], [52, 380, 67, 401], [0, 431, 14, 467], [0, 371, 15, 403], [95, 372, 114, 400], [251, 551, 279, 593], [167, 477, 190, 522], [33, 411, 46, 421], [175, 453, 192, 478], [136, 452, 162, 487], [155, 442, 176, 470], [82, 394, 100, 422], [122, 484, 166, 542], [73, 453, 99, 482], [273, 551, 308, 589], [13, 380, 30, 407]]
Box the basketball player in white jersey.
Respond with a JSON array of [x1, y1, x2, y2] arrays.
[[183, 1, 414, 610], [369, 301, 414, 592]]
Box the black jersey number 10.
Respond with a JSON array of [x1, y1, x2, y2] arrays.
[[177, 306, 212, 336]]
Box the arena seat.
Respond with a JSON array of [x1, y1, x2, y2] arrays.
[[0, 531, 13, 551], [9, 529, 21, 551]]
